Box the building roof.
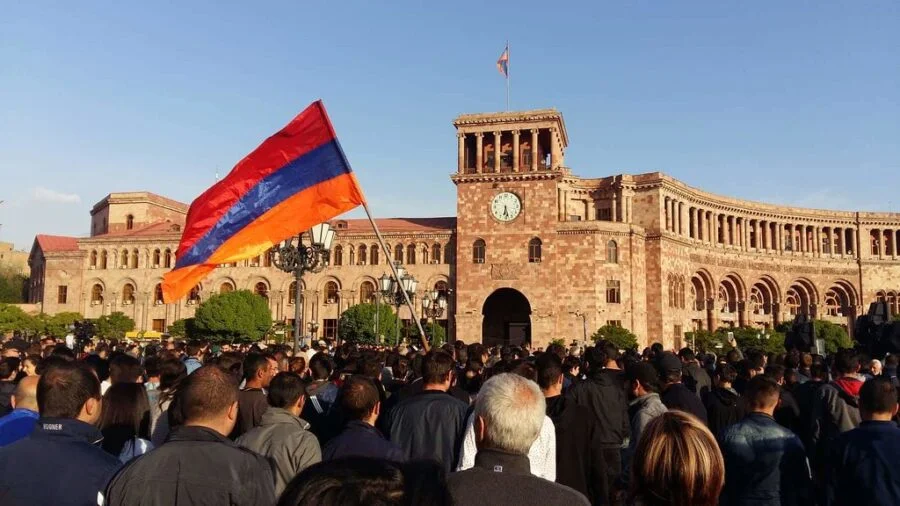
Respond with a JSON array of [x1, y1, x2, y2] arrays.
[[90, 191, 189, 216], [34, 234, 80, 252], [86, 221, 183, 240], [331, 217, 456, 234]]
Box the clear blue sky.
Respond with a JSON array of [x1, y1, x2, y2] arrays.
[[1, 1, 898, 250]]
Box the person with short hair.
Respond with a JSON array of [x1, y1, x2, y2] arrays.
[[105, 365, 276, 506], [237, 371, 321, 496], [384, 351, 468, 473], [103, 353, 144, 394], [811, 349, 863, 470], [822, 377, 900, 505], [324, 375, 404, 462], [630, 411, 725, 506], [704, 363, 744, 437], [302, 352, 341, 444], [0, 362, 121, 506], [719, 376, 812, 506], [0, 375, 40, 447], [447, 373, 590, 506], [623, 361, 668, 481], [183, 341, 204, 374], [232, 353, 278, 438], [657, 352, 708, 424], [679, 347, 712, 398]]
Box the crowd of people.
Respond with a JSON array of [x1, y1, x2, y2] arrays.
[[0, 333, 898, 505]]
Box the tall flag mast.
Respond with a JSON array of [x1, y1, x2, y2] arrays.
[[497, 42, 509, 111]]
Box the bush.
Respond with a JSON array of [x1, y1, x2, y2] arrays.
[[338, 303, 400, 345], [193, 290, 272, 342], [0, 269, 27, 304], [168, 318, 197, 339], [591, 325, 638, 351], [95, 312, 135, 339], [403, 320, 447, 347], [43, 312, 84, 338], [813, 319, 853, 354], [0, 303, 35, 334]]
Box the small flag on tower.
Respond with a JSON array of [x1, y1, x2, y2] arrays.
[[496, 45, 509, 77]]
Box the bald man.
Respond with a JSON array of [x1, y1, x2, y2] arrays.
[[0, 376, 39, 446]]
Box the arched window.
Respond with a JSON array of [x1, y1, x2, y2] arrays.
[[131, 249, 139, 269], [91, 284, 104, 304], [431, 244, 441, 264], [359, 281, 375, 303], [126, 214, 134, 230], [152, 249, 161, 267], [394, 244, 404, 264], [406, 244, 417, 265], [444, 243, 452, 264], [370, 244, 379, 265], [358, 245, 367, 265], [325, 281, 339, 304], [164, 249, 172, 269], [254, 282, 269, 301], [120, 250, 128, 268], [219, 282, 234, 294], [606, 240, 618, 264], [262, 249, 272, 267], [528, 238, 542, 263], [154, 284, 164, 304], [349, 247, 356, 266], [333, 245, 343, 266], [188, 285, 201, 305], [90, 250, 97, 268], [122, 283, 135, 305], [100, 250, 108, 269], [472, 239, 486, 264]]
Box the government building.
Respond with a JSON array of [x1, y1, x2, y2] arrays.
[[26, 108, 900, 348]]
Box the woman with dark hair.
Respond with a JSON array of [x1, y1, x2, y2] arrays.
[[277, 457, 452, 506], [22, 355, 40, 377], [150, 358, 187, 446], [100, 383, 154, 462]]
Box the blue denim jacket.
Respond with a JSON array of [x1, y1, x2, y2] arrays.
[[719, 412, 812, 506]]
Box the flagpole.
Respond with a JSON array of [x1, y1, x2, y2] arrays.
[[506, 40, 510, 111]]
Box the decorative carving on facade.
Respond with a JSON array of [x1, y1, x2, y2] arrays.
[[490, 263, 521, 280]]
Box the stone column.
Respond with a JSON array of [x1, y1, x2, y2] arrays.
[[512, 130, 520, 172], [558, 187, 564, 221], [531, 129, 539, 171], [814, 227, 821, 257], [584, 200, 591, 220], [727, 216, 735, 246], [457, 133, 465, 173], [625, 195, 633, 223], [777, 223, 784, 252], [550, 128, 562, 169], [475, 133, 483, 173], [708, 212, 715, 243], [665, 198, 672, 231], [493, 131, 502, 173], [611, 193, 618, 222], [690, 208, 697, 239], [678, 202, 685, 236]]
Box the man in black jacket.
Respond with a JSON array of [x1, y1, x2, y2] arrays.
[[536, 353, 605, 503], [704, 363, 744, 437], [447, 373, 589, 506], [657, 352, 708, 424], [567, 342, 629, 505], [105, 366, 276, 506], [679, 347, 712, 398], [384, 350, 467, 473], [792, 362, 828, 456], [324, 375, 404, 462]]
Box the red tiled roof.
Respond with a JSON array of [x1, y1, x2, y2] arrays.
[[35, 234, 80, 252], [330, 217, 456, 234]]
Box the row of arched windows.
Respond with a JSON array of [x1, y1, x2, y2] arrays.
[[330, 243, 453, 267], [89, 283, 201, 306], [471, 238, 619, 264], [89, 248, 174, 270]]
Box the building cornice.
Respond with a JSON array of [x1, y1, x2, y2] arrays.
[[451, 171, 562, 185]]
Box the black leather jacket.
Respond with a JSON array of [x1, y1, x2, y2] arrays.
[[384, 389, 468, 473]]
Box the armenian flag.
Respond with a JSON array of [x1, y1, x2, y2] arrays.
[[162, 100, 365, 302], [497, 45, 509, 77]]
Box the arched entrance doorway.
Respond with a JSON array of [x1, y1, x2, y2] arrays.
[[482, 288, 531, 347]]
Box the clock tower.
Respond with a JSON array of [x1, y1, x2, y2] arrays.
[[451, 109, 570, 347]]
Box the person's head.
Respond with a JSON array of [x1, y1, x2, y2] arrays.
[[472, 373, 545, 454], [656, 352, 683, 386], [268, 372, 308, 417], [177, 365, 239, 436], [186, 341, 204, 358], [562, 355, 581, 377], [859, 377, 898, 421], [714, 364, 737, 387], [535, 352, 564, 396], [38, 361, 103, 425], [422, 351, 455, 390], [0, 357, 20, 381], [289, 356, 307, 375], [743, 375, 781, 415], [143, 356, 161, 382], [309, 353, 333, 381], [809, 362, 829, 381], [869, 359, 883, 377], [11, 375, 39, 412], [109, 354, 143, 384], [627, 361, 662, 399], [341, 375, 381, 424], [630, 411, 725, 506], [277, 457, 452, 506], [209, 351, 244, 380], [99, 383, 152, 456], [159, 358, 188, 391], [833, 349, 860, 377], [678, 348, 696, 364], [763, 364, 786, 386], [244, 353, 277, 388], [22, 355, 40, 377]]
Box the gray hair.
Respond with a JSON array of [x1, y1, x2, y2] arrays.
[[473, 373, 545, 455]]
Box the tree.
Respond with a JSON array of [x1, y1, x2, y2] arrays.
[[168, 318, 196, 339], [404, 319, 447, 348], [591, 325, 638, 351], [684, 330, 732, 354], [193, 290, 272, 342], [42, 312, 83, 338], [813, 319, 853, 354], [95, 312, 135, 339], [0, 303, 35, 334], [338, 303, 399, 345], [0, 268, 27, 303]]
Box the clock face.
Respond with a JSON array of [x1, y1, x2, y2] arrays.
[[491, 192, 522, 222]]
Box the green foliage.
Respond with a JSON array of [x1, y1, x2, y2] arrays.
[[549, 338, 567, 348], [42, 312, 83, 338], [893, 314, 900, 322], [193, 290, 272, 342], [0, 303, 34, 334], [591, 325, 638, 351], [95, 312, 135, 339], [0, 268, 27, 303], [684, 327, 785, 355], [684, 330, 731, 354], [168, 318, 195, 339], [338, 303, 399, 345], [403, 319, 447, 347], [813, 319, 853, 354]]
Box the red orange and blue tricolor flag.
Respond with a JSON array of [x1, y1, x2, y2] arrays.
[[497, 45, 509, 77], [162, 100, 365, 302]]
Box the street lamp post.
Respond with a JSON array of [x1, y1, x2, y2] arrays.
[[421, 289, 448, 346], [307, 321, 320, 343], [271, 223, 335, 355], [378, 262, 418, 346]]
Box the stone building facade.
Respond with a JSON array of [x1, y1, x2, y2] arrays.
[[0, 242, 30, 276], [26, 109, 900, 348]]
